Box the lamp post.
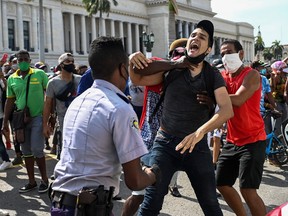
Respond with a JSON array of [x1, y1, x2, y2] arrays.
[[142, 31, 155, 58]]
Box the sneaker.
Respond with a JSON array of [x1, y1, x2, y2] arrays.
[[0, 209, 9, 216], [19, 182, 37, 193], [268, 158, 281, 167], [169, 186, 182, 197], [0, 161, 12, 171], [12, 156, 23, 165], [38, 180, 49, 193], [5, 142, 11, 150], [50, 147, 56, 155], [45, 144, 51, 150]]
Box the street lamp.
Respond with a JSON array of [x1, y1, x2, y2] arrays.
[[142, 31, 155, 58]]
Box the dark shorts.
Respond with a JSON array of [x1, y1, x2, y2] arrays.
[[216, 140, 266, 189]]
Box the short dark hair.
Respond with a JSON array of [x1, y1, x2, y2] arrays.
[[88, 37, 128, 80], [16, 50, 30, 58], [221, 39, 243, 52]]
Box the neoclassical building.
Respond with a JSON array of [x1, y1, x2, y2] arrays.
[[0, 0, 255, 67]]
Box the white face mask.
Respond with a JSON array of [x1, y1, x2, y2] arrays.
[[222, 53, 243, 73], [11, 64, 19, 71]]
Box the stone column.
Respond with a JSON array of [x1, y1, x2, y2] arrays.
[[127, 22, 132, 54], [17, 3, 24, 50], [135, 24, 140, 51], [31, 6, 38, 52], [110, 19, 115, 37], [184, 21, 189, 38], [119, 21, 124, 39], [177, 20, 182, 38], [70, 13, 76, 53], [100, 18, 106, 36], [80, 15, 87, 54], [2, 1, 8, 50], [91, 16, 96, 40], [45, 8, 52, 52], [0, 1, 3, 50]]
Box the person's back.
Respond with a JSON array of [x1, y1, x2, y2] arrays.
[[50, 37, 159, 216]]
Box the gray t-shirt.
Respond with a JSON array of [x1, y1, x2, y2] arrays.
[[46, 74, 81, 131]]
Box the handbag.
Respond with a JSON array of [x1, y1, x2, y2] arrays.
[[12, 74, 32, 143]]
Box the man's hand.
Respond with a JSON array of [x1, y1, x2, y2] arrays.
[[129, 51, 152, 69], [43, 124, 53, 138], [197, 92, 215, 112], [175, 129, 205, 154], [1, 122, 10, 137]]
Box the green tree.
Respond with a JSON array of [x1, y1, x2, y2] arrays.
[[262, 48, 273, 61], [270, 40, 284, 60], [254, 35, 265, 54], [82, 0, 118, 36]]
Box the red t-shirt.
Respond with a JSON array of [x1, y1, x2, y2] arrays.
[[221, 67, 266, 146]]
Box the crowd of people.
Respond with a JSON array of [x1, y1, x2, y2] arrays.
[[0, 19, 287, 216]]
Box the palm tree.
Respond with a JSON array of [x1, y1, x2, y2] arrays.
[[254, 35, 265, 61], [262, 48, 273, 61], [254, 35, 265, 54], [82, 0, 118, 36], [270, 40, 284, 60]]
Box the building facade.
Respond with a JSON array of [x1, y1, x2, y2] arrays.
[[0, 0, 255, 67]]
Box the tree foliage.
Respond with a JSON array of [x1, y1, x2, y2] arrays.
[[254, 35, 265, 54], [270, 40, 284, 60], [82, 0, 118, 17]]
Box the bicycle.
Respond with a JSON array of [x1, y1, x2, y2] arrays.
[[263, 109, 288, 165]]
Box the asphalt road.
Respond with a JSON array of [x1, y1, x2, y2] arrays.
[[0, 148, 287, 216]]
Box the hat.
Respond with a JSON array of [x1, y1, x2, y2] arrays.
[[251, 60, 265, 69], [271, 61, 287, 70], [196, 20, 214, 47], [169, 38, 188, 53], [212, 59, 223, 68], [9, 54, 16, 63], [34, 61, 46, 69], [58, 53, 74, 65]]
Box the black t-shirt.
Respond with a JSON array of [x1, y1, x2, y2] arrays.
[[161, 62, 225, 138]]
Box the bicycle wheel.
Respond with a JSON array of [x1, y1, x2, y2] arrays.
[[271, 137, 288, 165], [281, 118, 288, 147]]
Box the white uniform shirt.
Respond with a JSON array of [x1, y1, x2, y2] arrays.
[[52, 79, 148, 196]]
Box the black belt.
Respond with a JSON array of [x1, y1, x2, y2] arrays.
[[52, 190, 77, 207]]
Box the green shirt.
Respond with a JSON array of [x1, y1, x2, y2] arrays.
[[7, 68, 48, 117]]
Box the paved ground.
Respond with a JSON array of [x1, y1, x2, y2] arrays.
[[0, 148, 287, 216]]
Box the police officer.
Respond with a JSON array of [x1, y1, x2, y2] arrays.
[[50, 37, 160, 216]]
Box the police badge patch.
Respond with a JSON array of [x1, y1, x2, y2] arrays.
[[130, 117, 139, 130]]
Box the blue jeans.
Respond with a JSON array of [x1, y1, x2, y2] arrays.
[[21, 116, 45, 158], [138, 130, 223, 216], [0, 118, 10, 162]]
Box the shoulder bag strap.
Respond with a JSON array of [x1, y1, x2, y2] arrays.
[[25, 74, 31, 106]]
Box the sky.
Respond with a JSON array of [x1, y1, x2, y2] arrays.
[[211, 0, 288, 47]]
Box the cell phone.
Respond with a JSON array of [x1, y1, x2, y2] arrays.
[[1, 53, 8, 63]]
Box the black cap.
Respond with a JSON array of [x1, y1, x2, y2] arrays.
[[251, 60, 265, 69], [196, 20, 214, 47]]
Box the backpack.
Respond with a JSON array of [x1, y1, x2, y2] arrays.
[[150, 62, 216, 121]]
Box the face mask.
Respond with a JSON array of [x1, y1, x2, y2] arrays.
[[222, 53, 243, 73], [11, 64, 19, 71], [18, 62, 30, 71], [184, 49, 208, 65], [62, 64, 75, 73], [260, 68, 267, 75]]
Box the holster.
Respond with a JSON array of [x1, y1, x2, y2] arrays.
[[75, 185, 115, 216]]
